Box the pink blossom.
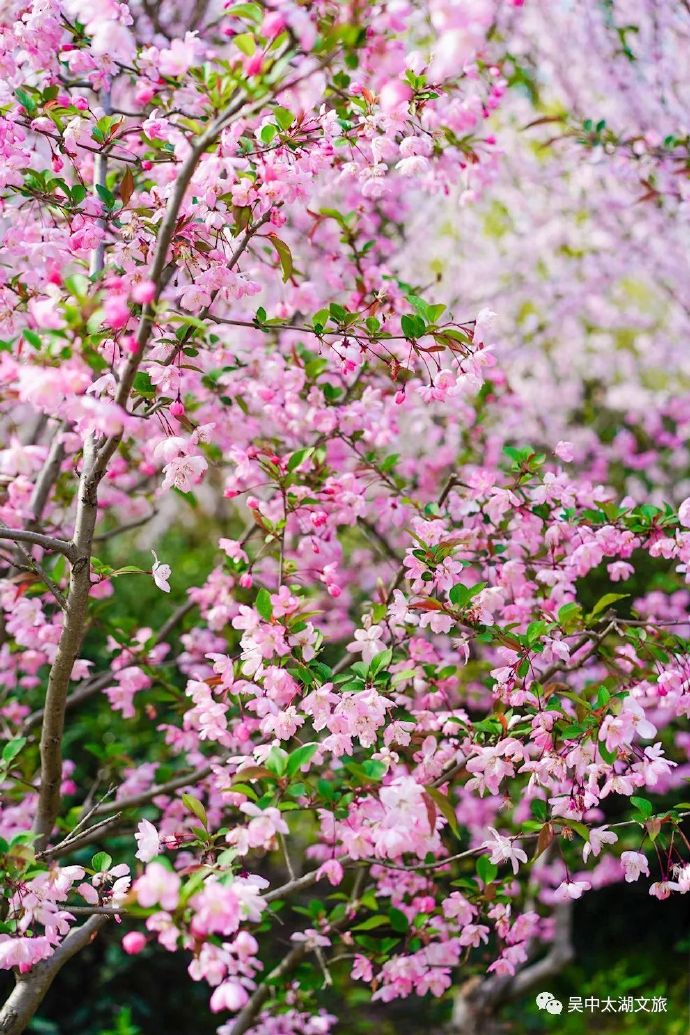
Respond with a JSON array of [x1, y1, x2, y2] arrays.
[[161, 455, 208, 493], [553, 880, 592, 901], [159, 33, 199, 77], [151, 551, 171, 593], [135, 863, 180, 911], [481, 828, 528, 875], [210, 981, 249, 1013], [555, 440, 574, 462], [621, 851, 650, 883], [135, 819, 161, 863]]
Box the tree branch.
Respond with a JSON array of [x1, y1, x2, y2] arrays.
[[30, 87, 256, 848], [0, 917, 107, 1035], [229, 943, 308, 1035], [23, 601, 195, 732], [0, 528, 73, 557], [448, 902, 574, 1035], [27, 425, 68, 529], [93, 756, 221, 816]]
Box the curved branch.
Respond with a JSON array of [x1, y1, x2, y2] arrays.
[[0, 917, 107, 1035], [448, 903, 574, 1035], [0, 528, 73, 557]]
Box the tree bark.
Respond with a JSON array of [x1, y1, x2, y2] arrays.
[[0, 918, 107, 1035]]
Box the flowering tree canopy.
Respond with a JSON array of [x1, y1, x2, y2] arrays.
[[0, 3, 689, 1034]]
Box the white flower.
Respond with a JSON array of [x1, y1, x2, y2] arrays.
[[135, 818, 161, 863], [553, 879, 591, 901], [161, 454, 207, 493], [291, 928, 331, 949], [346, 624, 385, 665], [482, 827, 528, 875], [582, 825, 618, 862], [151, 551, 171, 593], [621, 851, 650, 883]]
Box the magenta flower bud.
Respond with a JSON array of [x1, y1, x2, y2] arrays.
[[103, 296, 130, 330], [122, 932, 146, 955], [135, 85, 155, 105], [244, 53, 264, 77], [132, 281, 156, 304], [261, 12, 286, 38]]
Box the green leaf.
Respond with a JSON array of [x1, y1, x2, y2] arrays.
[[476, 855, 498, 884], [181, 793, 208, 828], [268, 235, 294, 282], [95, 184, 116, 210], [630, 796, 653, 819], [361, 759, 387, 780], [558, 602, 583, 630], [598, 740, 617, 765], [68, 184, 87, 206], [2, 737, 27, 766], [16, 87, 37, 113], [255, 587, 273, 621], [227, 783, 258, 801], [353, 915, 389, 931], [388, 907, 409, 933], [589, 593, 629, 619], [265, 746, 288, 777], [425, 785, 459, 837], [473, 717, 502, 735], [260, 123, 277, 145], [132, 371, 155, 397], [526, 620, 547, 644], [91, 851, 113, 872], [553, 818, 589, 841], [273, 106, 294, 131], [345, 759, 386, 784], [560, 722, 588, 739], [368, 647, 392, 679], [312, 308, 329, 331], [226, 2, 263, 22], [286, 742, 319, 777], [449, 582, 487, 608], [287, 447, 314, 473], [22, 329, 42, 350], [401, 313, 426, 339], [233, 32, 256, 56]]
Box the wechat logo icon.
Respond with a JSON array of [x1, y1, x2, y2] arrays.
[[536, 992, 563, 1015]]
